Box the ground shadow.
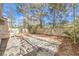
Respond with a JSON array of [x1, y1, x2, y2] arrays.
[[0, 38, 9, 56]]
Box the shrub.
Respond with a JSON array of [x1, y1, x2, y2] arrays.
[[27, 24, 39, 34], [63, 23, 79, 44]]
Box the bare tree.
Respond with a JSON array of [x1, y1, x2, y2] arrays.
[[8, 3, 14, 28], [0, 3, 3, 18]]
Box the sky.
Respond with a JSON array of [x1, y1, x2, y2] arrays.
[[2, 3, 79, 26], [3, 3, 22, 25]]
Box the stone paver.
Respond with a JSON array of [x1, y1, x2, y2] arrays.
[[4, 36, 21, 56], [2, 34, 61, 56], [23, 35, 61, 55]]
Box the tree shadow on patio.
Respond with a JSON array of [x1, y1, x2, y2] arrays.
[[0, 38, 9, 56]]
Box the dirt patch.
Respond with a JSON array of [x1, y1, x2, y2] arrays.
[[56, 38, 79, 56], [72, 43, 79, 55]]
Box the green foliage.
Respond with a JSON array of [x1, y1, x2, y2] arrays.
[[63, 26, 74, 39], [0, 18, 4, 24], [60, 20, 69, 25], [63, 21, 79, 44], [27, 24, 39, 34]]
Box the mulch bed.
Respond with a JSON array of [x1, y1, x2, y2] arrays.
[[56, 38, 79, 56]]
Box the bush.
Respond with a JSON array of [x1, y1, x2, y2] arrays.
[[27, 24, 39, 34], [0, 18, 5, 24], [63, 24, 79, 44]]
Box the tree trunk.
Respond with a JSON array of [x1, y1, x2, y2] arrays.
[[0, 3, 2, 18], [73, 4, 76, 44], [8, 4, 13, 28], [39, 17, 43, 28], [53, 8, 56, 30]]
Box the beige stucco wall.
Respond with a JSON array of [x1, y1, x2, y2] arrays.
[[0, 21, 9, 39]]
